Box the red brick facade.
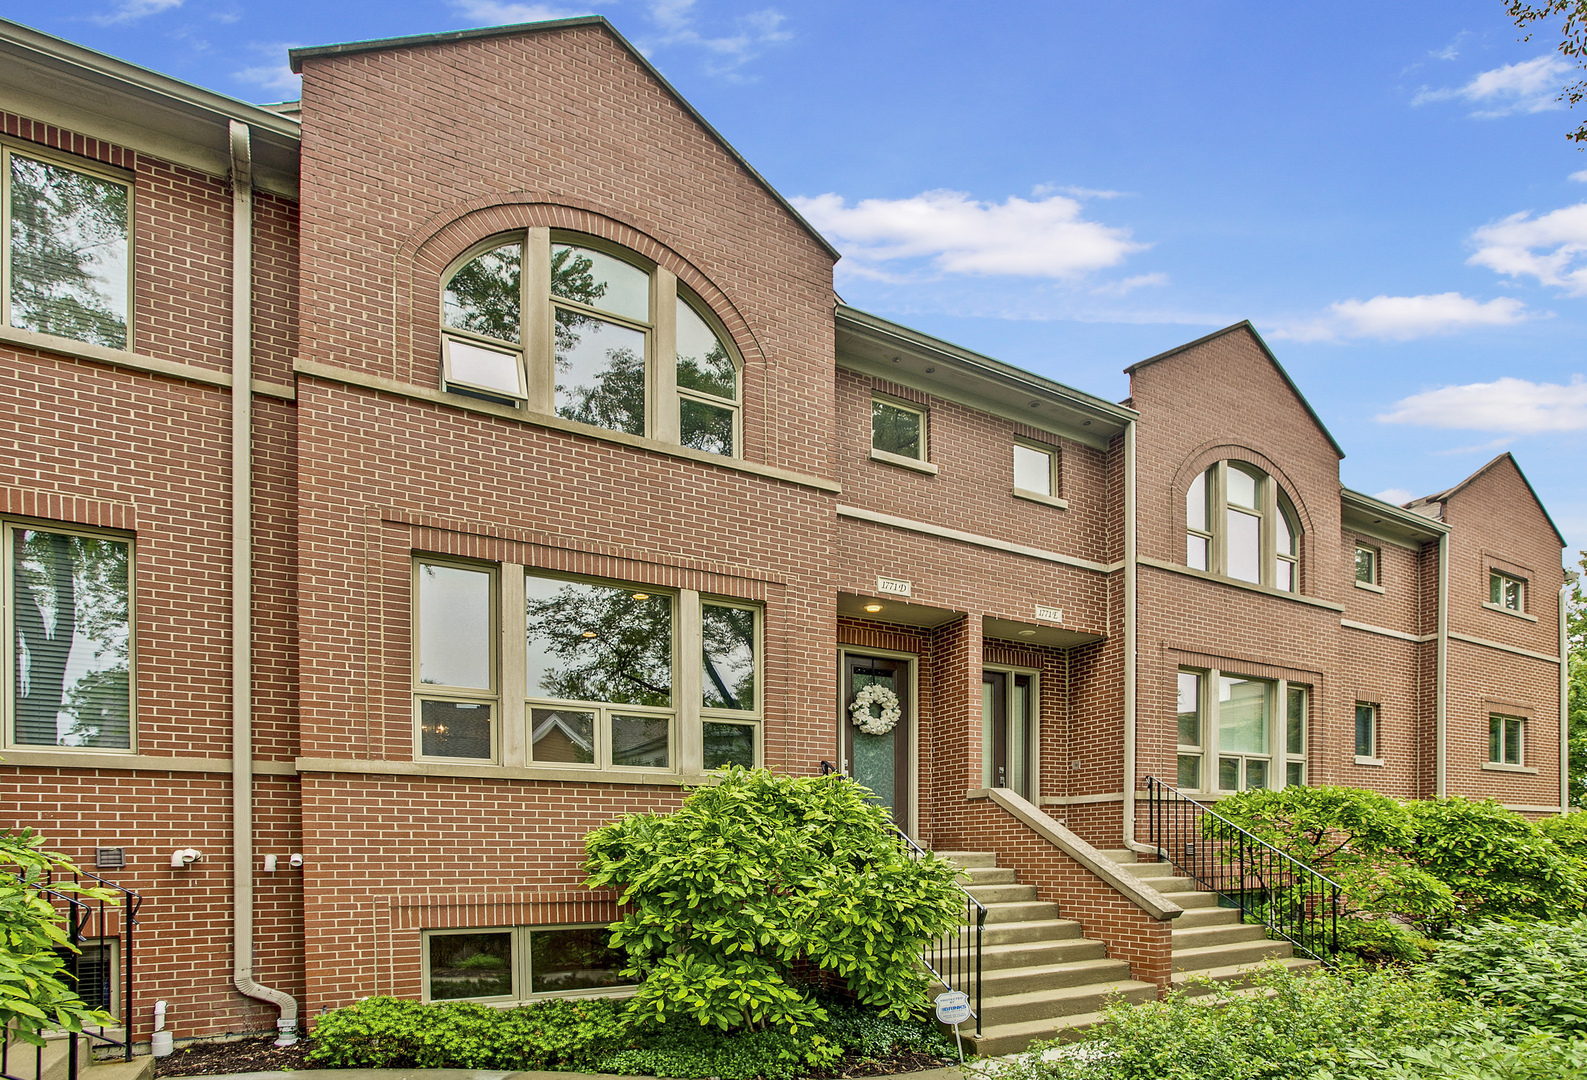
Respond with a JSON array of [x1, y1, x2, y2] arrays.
[[0, 16, 1568, 1043]]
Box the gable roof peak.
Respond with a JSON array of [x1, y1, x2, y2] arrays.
[[1124, 320, 1345, 460], [1413, 452, 1567, 548]]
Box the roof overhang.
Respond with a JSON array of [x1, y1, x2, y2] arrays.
[[1341, 488, 1448, 551], [835, 305, 1135, 452], [0, 17, 301, 198]]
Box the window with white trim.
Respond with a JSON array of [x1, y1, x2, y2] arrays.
[[871, 397, 926, 463], [3, 143, 132, 350], [1355, 702, 1377, 759], [1489, 713, 1524, 766], [1174, 667, 1308, 792], [1184, 461, 1301, 591], [1489, 571, 1524, 613], [5, 521, 134, 752], [1012, 441, 1057, 499], [440, 231, 741, 456], [423, 925, 634, 1002]]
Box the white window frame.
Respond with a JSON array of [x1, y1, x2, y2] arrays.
[[1012, 440, 1067, 508], [0, 139, 136, 353], [438, 229, 743, 457], [1175, 665, 1307, 793], [1489, 570, 1525, 613], [1354, 544, 1383, 592], [1183, 461, 1300, 592], [1489, 713, 1524, 766], [412, 557, 500, 765], [869, 395, 934, 472], [421, 924, 636, 1005], [1354, 702, 1379, 764], [3, 518, 137, 754]]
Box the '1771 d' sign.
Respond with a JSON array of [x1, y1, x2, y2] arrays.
[[876, 576, 913, 598]]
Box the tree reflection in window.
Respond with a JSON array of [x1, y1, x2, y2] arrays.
[[524, 576, 672, 707], [702, 603, 754, 710], [443, 242, 521, 343]]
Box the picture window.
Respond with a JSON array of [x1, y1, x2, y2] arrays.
[[5, 521, 134, 752], [1174, 667, 1307, 792]]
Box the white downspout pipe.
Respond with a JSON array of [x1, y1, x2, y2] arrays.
[[228, 119, 298, 1046], [1122, 419, 1146, 851], [1435, 530, 1448, 799], [1563, 574, 1576, 814]]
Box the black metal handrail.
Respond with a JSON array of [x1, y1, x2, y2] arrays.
[[2, 868, 141, 1080], [1144, 776, 1340, 962], [820, 761, 985, 1036]]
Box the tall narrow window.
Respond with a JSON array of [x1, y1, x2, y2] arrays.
[[676, 295, 739, 456], [1185, 470, 1209, 571], [1284, 685, 1306, 786], [1183, 461, 1301, 592], [701, 600, 758, 769], [1176, 670, 1202, 789], [1217, 675, 1270, 791], [6, 524, 133, 750], [1355, 703, 1377, 759], [1489, 714, 1523, 765], [5, 150, 131, 351], [1355, 545, 1378, 586], [415, 561, 496, 761]]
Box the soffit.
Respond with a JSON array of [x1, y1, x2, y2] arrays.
[[983, 616, 1103, 650], [1340, 488, 1447, 550], [835, 305, 1134, 452], [837, 592, 962, 629], [0, 17, 300, 198]]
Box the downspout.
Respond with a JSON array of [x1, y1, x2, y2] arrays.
[[229, 119, 299, 1046], [1122, 418, 1145, 850], [1435, 530, 1448, 799], [1563, 573, 1576, 814]]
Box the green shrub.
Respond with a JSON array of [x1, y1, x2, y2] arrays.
[[1318, 1030, 1587, 1080], [1539, 811, 1587, 862], [1428, 916, 1587, 1037], [1409, 799, 1585, 921], [583, 767, 964, 1033], [1332, 917, 1434, 966], [994, 963, 1488, 1080]]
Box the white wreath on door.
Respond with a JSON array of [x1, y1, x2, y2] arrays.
[[849, 683, 902, 736]]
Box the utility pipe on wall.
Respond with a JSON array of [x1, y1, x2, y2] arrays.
[[1435, 531, 1448, 798], [1121, 419, 1141, 849], [228, 119, 298, 1046], [1563, 574, 1577, 815]]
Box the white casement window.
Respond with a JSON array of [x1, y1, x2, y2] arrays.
[[423, 925, 634, 1003], [1184, 461, 1301, 592], [1174, 667, 1308, 793], [4, 521, 134, 753], [1489, 571, 1524, 613], [414, 559, 760, 774], [440, 231, 742, 457], [871, 397, 927, 464], [1489, 713, 1524, 766], [1355, 545, 1378, 586], [1355, 703, 1377, 760], [1012, 441, 1058, 499], [2, 143, 132, 351]]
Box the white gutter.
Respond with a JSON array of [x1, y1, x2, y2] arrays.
[[228, 119, 298, 1045], [1122, 419, 1147, 851], [1563, 574, 1576, 814], [1435, 531, 1448, 798]]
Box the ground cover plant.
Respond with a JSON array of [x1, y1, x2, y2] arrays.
[[582, 767, 965, 1033], [306, 993, 956, 1080]]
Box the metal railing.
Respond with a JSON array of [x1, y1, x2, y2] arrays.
[[2, 868, 141, 1080], [1144, 776, 1340, 962], [820, 760, 986, 1035]]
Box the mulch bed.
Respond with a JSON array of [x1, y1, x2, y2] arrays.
[[151, 1035, 958, 1078], [154, 1035, 312, 1077]]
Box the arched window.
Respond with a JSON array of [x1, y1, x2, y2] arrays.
[[439, 230, 741, 457], [1185, 461, 1300, 592]]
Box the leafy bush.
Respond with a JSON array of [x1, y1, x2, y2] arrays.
[[0, 828, 118, 1044], [307, 993, 952, 1079], [1408, 798, 1584, 921], [1317, 1030, 1587, 1080], [1428, 916, 1587, 1037], [991, 964, 1490, 1080], [1539, 811, 1587, 862], [583, 767, 964, 1033]]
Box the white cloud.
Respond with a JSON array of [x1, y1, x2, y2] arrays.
[[637, 1, 791, 76], [791, 189, 1146, 280], [1092, 272, 1168, 297], [1033, 183, 1129, 200], [1377, 374, 1587, 432], [90, 0, 181, 25], [1273, 293, 1529, 342], [233, 43, 302, 97], [1570, 170, 1587, 182], [451, 1, 594, 23], [1413, 55, 1570, 117], [1373, 488, 1415, 505], [1468, 201, 1587, 294]]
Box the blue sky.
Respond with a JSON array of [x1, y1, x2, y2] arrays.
[[9, 0, 1586, 559]]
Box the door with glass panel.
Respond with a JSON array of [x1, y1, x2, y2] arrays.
[[841, 655, 909, 818], [982, 670, 1034, 799]]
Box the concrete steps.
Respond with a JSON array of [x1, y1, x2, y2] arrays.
[[1102, 849, 1322, 992], [0, 1034, 143, 1080], [932, 852, 1154, 1057]]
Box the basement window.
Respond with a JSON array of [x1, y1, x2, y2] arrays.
[[423, 926, 634, 1003]]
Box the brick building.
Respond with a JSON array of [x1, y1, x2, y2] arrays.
[[0, 14, 1570, 1051]]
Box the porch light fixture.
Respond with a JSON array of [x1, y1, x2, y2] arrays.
[[864, 603, 883, 613], [631, 592, 650, 600], [581, 630, 598, 638], [1017, 629, 1036, 637]]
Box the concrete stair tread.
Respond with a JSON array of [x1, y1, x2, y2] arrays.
[[980, 917, 1085, 939], [969, 1011, 1107, 1054], [979, 957, 1133, 985], [964, 883, 1040, 903], [87, 1059, 155, 1080], [982, 900, 1061, 922], [981, 938, 1107, 959], [980, 977, 1155, 1010], [1171, 907, 1244, 928], [1173, 956, 1319, 990], [1171, 923, 1270, 947], [936, 852, 998, 867], [1173, 940, 1293, 971]]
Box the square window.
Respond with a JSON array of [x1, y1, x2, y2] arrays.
[[703, 721, 756, 769], [611, 713, 670, 769], [872, 399, 924, 460], [419, 699, 494, 760], [1355, 703, 1376, 758], [530, 707, 595, 765], [1176, 753, 1201, 789], [1355, 545, 1378, 585], [1489, 571, 1524, 612], [1013, 443, 1054, 497]]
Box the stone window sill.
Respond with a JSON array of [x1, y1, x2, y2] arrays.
[[1354, 580, 1385, 594], [1013, 488, 1069, 510], [1481, 761, 1538, 775], [870, 448, 939, 474], [1481, 601, 1538, 623], [1354, 755, 1385, 767]]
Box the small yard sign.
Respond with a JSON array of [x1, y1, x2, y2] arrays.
[[934, 990, 971, 1024]]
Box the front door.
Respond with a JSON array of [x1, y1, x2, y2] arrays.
[[841, 654, 910, 819], [982, 670, 1034, 799]]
